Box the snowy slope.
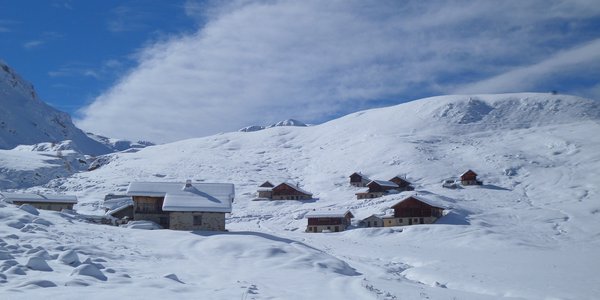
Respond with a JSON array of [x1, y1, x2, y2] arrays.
[[0, 61, 111, 155], [2, 93, 600, 299]]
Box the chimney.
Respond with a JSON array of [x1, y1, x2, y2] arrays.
[[185, 179, 192, 188]]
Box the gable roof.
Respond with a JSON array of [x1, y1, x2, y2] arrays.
[[391, 195, 445, 210], [389, 175, 410, 182], [305, 210, 354, 219], [361, 214, 383, 221], [274, 182, 313, 196], [0, 193, 77, 204], [259, 181, 274, 188], [103, 197, 133, 210], [368, 180, 399, 188], [105, 203, 133, 216], [461, 169, 478, 177], [126, 182, 234, 213], [350, 172, 368, 178]]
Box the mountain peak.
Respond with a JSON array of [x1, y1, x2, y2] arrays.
[[0, 61, 112, 155], [239, 119, 308, 132]]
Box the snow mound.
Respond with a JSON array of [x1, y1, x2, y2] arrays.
[[17, 279, 58, 288], [121, 220, 162, 230], [58, 250, 80, 266], [19, 204, 39, 216], [70, 264, 107, 281], [26, 256, 53, 271]]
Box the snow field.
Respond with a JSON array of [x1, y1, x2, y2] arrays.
[[1, 93, 599, 299]]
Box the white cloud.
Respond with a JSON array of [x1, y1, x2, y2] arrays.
[[77, 0, 600, 143], [23, 40, 44, 49], [454, 39, 600, 95]]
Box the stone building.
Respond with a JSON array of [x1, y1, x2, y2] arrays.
[[126, 180, 234, 231]]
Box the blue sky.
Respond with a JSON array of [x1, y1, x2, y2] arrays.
[[2, 0, 600, 143], [1, 0, 196, 111]]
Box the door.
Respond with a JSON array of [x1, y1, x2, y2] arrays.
[[408, 218, 413, 225], [419, 218, 424, 224], [334, 226, 339, 232]]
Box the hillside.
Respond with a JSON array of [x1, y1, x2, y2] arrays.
[[2, 93, 600, 299], [0, 61, 111, 155]]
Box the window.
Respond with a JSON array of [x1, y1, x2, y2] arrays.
[[399, 219, 403, 223], [374, 221, 378, 226], [193, 215, 202, 226]]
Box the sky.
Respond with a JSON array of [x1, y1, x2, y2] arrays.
[[2, 0, 600, 143]]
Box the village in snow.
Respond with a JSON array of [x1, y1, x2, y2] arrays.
[[1, 2, 600, 297], [1, 60, 599, 299]]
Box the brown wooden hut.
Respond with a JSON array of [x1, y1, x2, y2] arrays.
[[349, 172, 370, 187], [384, 196, 444, 226], [271, 182, 313, 200], [460, 170, 482, 185], [306, 210, 354, 232]]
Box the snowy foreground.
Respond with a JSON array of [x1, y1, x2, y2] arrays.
[[2, 93, 600, 299]]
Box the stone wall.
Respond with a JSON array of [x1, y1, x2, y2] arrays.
[[306, 224, 348, 233], [169, 212, 226, 231], [13, 201, 73, 212], [382, 216, 438, 227]]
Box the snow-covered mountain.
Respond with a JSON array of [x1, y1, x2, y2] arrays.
[[1, 93, 599, 299], [0, 61, 112, 155], [239, 118, 308, 132]]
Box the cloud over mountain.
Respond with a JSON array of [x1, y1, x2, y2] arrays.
[[76, 0, 600, 143]]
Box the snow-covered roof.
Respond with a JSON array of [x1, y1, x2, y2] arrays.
[[362, 214, 383, 220], [259, 181, 274, 188], [102, 197, 133, 210], [105, 203, 133, 216], [126, 182, 234, 213], [369, 180, 399, 188], [277, 182, 313, 196], [461, 169, 477, 177], [257, 187, 273, 192], [355, 188, 370, 194], [305, 210, 353, 218], [0, 192, 77, 204], [391, 195, 445, 209]]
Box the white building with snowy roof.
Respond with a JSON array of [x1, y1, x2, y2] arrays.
[[0, 192, 77, 211], [126, 180, 234, 231]]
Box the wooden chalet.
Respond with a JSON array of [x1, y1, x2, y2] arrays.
[[306, 210, 354, 233], [126, 180, 234, 231], [349, 172, 370, 187], [389, 176, 414, 191], [360, 214, 383, 227], [460, 169, 482, 185], [0, 192, 77, 211], [271, 182, 313, 200], [355, 180, 399, 199], [383, 195, 444, 227]]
